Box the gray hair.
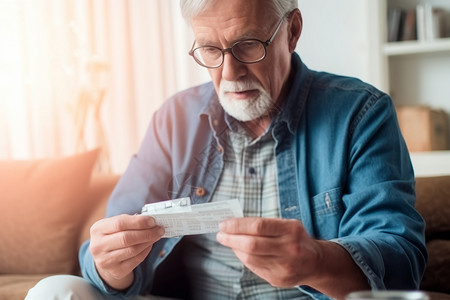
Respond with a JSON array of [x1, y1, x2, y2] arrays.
[[180, 0, 297, 23]]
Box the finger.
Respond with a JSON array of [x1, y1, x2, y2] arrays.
[[96, 240, 154, 267], [117, 244, 153, 274], [108, 226, 164, 250], [91, 214, 158, 236], [232, 249, 298, 288], [216, 232, 285, 256], [232, 249, 305, 288], [219, 217, 303, 236], [95, 242, 154, 279], [91, 226, 164, 254], [232, 249, 277, 270]]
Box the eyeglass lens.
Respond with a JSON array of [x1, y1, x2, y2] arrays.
[[193, 40, 266, 68]]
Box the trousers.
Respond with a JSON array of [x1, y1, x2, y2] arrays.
[[25, 275, 174, 300]]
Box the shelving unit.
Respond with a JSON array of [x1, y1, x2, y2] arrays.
[[410, 151, 450, 177], [378, 0, 450, 107], [378, 0, 450, 175]]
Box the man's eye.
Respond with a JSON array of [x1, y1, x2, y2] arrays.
[[201, 47, 219, 54], [238, 41, 259, 49]]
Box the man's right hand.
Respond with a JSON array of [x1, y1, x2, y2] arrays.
[[89, 214, 165, 291]]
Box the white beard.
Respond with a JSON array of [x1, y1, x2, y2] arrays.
[[218, 79, 274, 122]]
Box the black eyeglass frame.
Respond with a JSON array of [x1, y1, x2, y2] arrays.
[[188, 15, 286, 69]]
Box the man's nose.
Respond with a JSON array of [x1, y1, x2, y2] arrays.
[[221, 52, 247, 82]]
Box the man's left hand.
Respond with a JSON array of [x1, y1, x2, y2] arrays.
[[216, 217, 323, 287]]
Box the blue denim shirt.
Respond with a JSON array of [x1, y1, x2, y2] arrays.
[[80, 53, 427, 300]]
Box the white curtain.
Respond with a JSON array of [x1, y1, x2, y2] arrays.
[[0, 0, 210, 173]]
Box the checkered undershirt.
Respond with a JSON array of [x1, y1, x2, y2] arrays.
[[183, 123, 310, 299]]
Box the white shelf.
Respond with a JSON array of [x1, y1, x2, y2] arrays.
[[382, 37, 450, 56], [410, 150, 450, 177]]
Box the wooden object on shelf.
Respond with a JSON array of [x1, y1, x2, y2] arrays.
[[396, 106, 449, 152]]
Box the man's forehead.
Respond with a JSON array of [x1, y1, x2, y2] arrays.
[[191, 10, 276, 45], [193, 26, 267, 46]]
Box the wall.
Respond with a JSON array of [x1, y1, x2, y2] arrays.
[[296, 0, 381, 88]]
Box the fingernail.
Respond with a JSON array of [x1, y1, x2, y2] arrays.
[[216, 232, 223, 242], [157, 226, 165, 236], [219, 220, 227, 231], [148, 218, 156, 227]]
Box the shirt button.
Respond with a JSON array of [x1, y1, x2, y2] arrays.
[[249, 167, 256, 174], [195, 187, 206, 197], [213, 119, 219, 127], [159, 250, 165, 258]]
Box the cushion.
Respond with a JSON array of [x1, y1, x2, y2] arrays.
[[0, 274, 51, 300], [425, 292, 450, 300], [78, 174, 120, 248], [0, 149, 99, 274], [415, 176, 450, 238], [420, 239, 450, 294]]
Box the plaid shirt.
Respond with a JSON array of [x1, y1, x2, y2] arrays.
[[183, 121, 310, 299]]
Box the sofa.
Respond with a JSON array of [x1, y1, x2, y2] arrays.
[[0, 149, 449, 300], [0, 149, 120, 300]]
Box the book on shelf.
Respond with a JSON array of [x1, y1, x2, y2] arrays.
[[387, 8, 416, 42], [402, 9, 417, 41], [416, 4, 426, 41], [388, 4, 447, 43], [387, 8, 404, 42], [416, 4, 446, 41]]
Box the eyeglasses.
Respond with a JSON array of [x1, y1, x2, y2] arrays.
[[189, 16, 286, 69]]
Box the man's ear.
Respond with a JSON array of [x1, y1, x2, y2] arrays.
[[287, 8, 302, 53]]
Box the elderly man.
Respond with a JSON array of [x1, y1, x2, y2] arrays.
[[27, 0, 426, 299]]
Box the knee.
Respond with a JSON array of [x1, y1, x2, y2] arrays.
[[25, 275, 99, 300]]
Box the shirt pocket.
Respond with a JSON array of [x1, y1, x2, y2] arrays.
[[310, 187, 344, 239]]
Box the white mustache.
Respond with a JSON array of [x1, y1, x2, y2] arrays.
[[217, 79, 273, 122], [220, 80, 263, 94]]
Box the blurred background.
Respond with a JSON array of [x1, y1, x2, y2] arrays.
[[0, 0, 209, 173], [1, 0, 449, 174]]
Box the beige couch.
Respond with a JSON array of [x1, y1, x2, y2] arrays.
[[0, 150, 449, 299], [0, 149, 120, 300]]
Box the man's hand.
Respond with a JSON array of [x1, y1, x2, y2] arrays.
[[216, 217, 321, 287], [89, 214, 165, 291], [217, 217, 369, 300]]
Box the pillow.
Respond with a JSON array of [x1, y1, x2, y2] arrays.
[[420, 239, 450, 294], [415, 176, 450, 237], [0, 149, 99, 274], [78, 174, 120, 248]]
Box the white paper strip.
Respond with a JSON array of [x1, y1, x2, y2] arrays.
[[141, 198, 243, 238]]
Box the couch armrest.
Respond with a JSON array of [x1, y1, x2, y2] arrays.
[[415, 176, 450, 239], [415, 176, 450, 295]]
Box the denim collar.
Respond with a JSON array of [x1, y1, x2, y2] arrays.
[[274, 53, 313, 134]]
